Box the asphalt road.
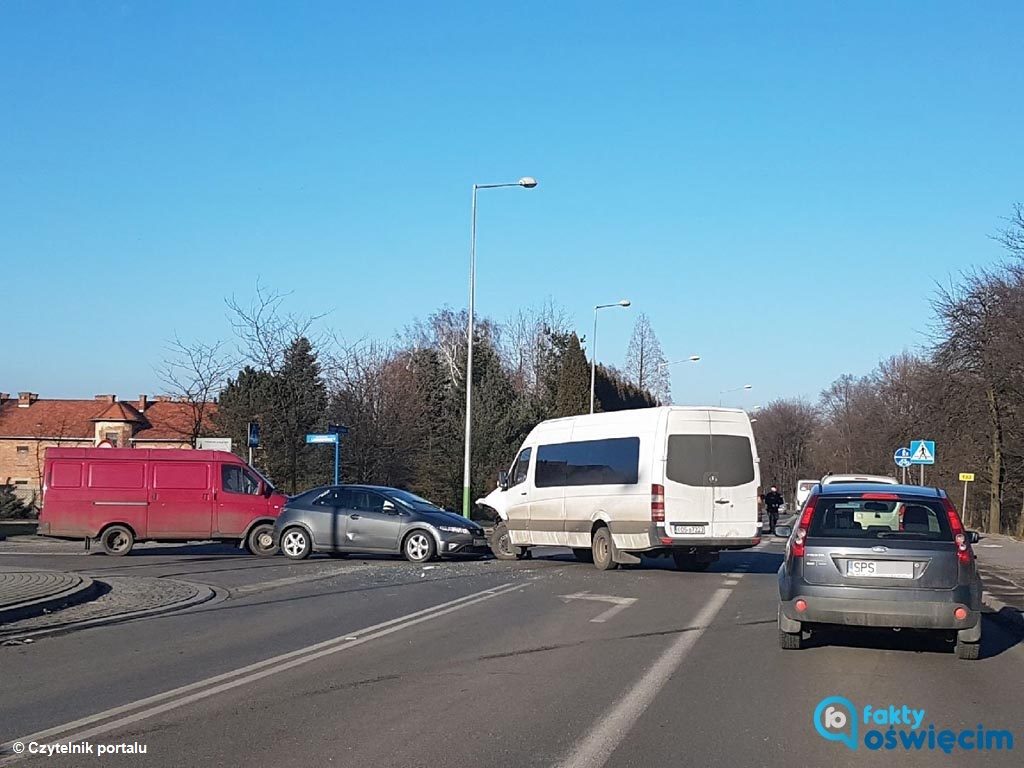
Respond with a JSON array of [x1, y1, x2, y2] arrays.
[[1, 541, 1022, 767]]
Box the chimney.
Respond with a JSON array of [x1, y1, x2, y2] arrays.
[[138, 394, 148, 411], [94, 394, 116, 404], [17, 392, 38, 408]]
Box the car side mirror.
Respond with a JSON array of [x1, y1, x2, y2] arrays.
[[968, 530, 980, 544], [498, 470, 509, 491], [774, 525, 792, 538], [262, 484, 273, 498], [382, 500, 397, 514]]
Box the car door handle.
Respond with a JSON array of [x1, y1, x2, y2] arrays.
[[715, 499, 730, 504], [350, 514, 361, 519]]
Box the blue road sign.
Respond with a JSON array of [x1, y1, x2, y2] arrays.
[[305, 433, 338, 444], [247, 422, 260, 448], [894, 447, 912, 468], [909, 440, 936, 465]]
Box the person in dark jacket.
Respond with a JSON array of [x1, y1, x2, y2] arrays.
[[764, 485, 784, 531]]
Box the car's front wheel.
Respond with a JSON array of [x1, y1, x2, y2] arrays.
[[403, 531, 436, 563], [280, 527, 312, 560]]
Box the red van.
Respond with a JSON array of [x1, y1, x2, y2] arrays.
[[37, 447, 288, 557]]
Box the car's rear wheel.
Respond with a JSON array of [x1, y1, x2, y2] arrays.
[[99, 525, 134, 556], [955, 638, 980, 660], [591, 527, 618, 570], [403, 531, 436, 563], [246, 523, 277, 558], [572, 548, 594, 563], [778, 628, 803, 650], [280, 527, 312, 560]]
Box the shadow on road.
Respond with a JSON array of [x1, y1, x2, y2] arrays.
[[803, 614, 1021, 659]]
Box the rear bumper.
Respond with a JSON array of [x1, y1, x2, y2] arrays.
[[779, 578, 982, 633]]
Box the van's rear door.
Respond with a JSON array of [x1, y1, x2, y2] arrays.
[[663, 410, 758, 540]]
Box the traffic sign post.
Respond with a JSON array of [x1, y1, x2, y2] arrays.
[[959, 472, 975, 524], [909, 440, 936, 486], [306, 426, 350, 485], [894, 447, 912, 483]]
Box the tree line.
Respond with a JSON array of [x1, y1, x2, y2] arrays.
[[166, 290, 671, 511], [754, 204, 1024, 537]]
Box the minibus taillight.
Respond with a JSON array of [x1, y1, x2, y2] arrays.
[[651, 484, 665, 523]]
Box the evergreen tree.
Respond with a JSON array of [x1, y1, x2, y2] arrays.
[[0, 484, 35, 519], [552, 332, 591, 417], [625, 313, 671, 404]]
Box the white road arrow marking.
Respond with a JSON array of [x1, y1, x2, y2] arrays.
[[560, 591, 638, 623]]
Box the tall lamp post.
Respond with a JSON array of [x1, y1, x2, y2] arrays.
[[657, 356, 701, 405], [590, 299, 631, 414], [719, 384, 753, 406], [462, 177, 538, 517]]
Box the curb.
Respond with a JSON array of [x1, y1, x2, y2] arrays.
[[0, 581, 224, 642], [0, 575, 102, 626], [982, 593, 1024, 635]]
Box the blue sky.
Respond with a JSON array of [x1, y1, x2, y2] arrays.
[[2, 1, 1022, 407]]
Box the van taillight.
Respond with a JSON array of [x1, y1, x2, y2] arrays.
[[791, 496, 817, 558], [651, 484, 665, 523], [943, 498, 973, 565]]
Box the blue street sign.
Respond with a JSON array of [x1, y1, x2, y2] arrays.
[[247, 421, 260, 448], [909, 440, 936, 465], [305, 434, 338, 444], [894, 447, 912, 468], [306, 431, 347, 485]]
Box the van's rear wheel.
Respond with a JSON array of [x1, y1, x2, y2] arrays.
[[245, 523, 277, 558], [955, 637, 980, 660], [572, 548, 594, 563], [591, 527, 618, 570], [99, 525, 134, 556]]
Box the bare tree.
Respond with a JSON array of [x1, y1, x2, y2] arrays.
[[994, 202, 1024, 260], [158, 336, 236, 446], [499, 299, 571, 394], [624, 313, 671, 404], [226, 280, 327, 373]]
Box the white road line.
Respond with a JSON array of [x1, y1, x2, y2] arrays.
[[0, 582, 525, 763], [723, 579, 739, 586], [230, 566, 364, 596], [560, 592, 638, 624], [557, 584, 737, 768]]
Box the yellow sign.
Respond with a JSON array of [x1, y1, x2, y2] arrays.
[[959, 472, 975, 482]]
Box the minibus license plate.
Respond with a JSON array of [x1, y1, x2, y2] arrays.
[[846, 560, 914, 578], [673, 524, 706, 535]]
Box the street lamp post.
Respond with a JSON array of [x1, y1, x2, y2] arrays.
[[719, 384, 753, 407], [657, 356, 701, 405], [590, 299, 631, 414], [462, 177, 538, 518]]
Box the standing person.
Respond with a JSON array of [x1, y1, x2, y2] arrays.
[[764, 485, 784, 532]]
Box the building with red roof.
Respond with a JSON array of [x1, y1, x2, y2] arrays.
[[0, 392, 220, 502]]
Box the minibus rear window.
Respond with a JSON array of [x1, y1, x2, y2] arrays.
[[666, 435, 754, 487]]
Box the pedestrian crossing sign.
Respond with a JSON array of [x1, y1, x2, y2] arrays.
[[909, 440, 935, 465]]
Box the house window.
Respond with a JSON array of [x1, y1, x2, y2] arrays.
[[16, 446, 29, 462], [104, 432, 119, 447]]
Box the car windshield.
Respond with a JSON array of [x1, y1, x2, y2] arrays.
[[808, 497, 954, 541], [387, 488, 446, 512]]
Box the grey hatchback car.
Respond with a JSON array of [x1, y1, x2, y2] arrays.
[[777, 483, 983, 659], [274, 485, 490, 563]]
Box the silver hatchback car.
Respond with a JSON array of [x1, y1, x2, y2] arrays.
[[777, 483, 983, 659]]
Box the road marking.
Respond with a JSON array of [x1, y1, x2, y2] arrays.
[[230, 566, 364, 596], [723, 579, 739, 586], [560, 592, 638, 623], [556, 585, 736, 768], [0, 582, 526, 764]]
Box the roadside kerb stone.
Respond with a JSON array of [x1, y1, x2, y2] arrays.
[[0, 569, 100, 624], [0, 576, 218, 641]]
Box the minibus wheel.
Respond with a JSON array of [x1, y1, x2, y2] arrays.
[[99, 525, 134, 556], [489, 522, 522, 561], [591, 527, 618, 570]]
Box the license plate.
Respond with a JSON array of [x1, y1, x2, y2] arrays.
[[473, 538, 487, 546], [846, 560, 914, 579], [673, 524, 706, 535]]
